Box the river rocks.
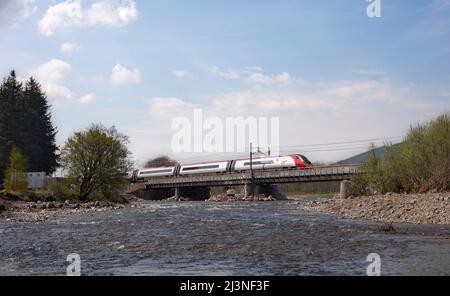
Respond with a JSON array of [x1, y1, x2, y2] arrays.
[[46, 202, 56, 209], [305, 192, 450, 225], [166, 195, 191, 202], [208, 194, 277, 202], [0, 199, 130, 223], [378, 222, 396, 233]]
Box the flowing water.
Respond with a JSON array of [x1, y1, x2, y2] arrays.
[[0, 199, 449, 275]]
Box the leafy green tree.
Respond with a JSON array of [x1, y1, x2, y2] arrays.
[[4, 146, 28, 191], [59, 124, 132, 202]]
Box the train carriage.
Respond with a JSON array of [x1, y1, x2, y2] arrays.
[[233, 154, 311, 171], [179, 161, 229, 175], [126, 153, 312, 182], [137, 166, 176, 179]]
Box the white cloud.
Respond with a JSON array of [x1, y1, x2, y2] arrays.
[[209, 66, 242, 80], [135, 76, 445, 163], [37, 0, 83, 36], [31, 59, 95, 107], [356, 69, 388, 77], [86, 0, 137, 27], [247, 72, 293, 85], [111, 63, 141, 84], [0, 0, 36, 26], [173, 70, 187, 77], [33, 59, 72, 83], [60, 42, 80, 54], [209, 66, 295, 85], [146, 97, 196, 115], [79, 93, 95, 105], [42, 82, 75, 106], [37, 0, 138, 37]]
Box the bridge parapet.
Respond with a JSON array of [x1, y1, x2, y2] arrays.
[[141, 165, 361, 189]]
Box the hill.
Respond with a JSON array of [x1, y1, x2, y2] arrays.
[[335, 142, 403, 165]]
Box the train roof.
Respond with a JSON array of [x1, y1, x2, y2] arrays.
[[136, 154, 307, 170], [139, 166, 176, 170]]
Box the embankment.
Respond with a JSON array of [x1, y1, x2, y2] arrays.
[[303, 192, 449, 225]]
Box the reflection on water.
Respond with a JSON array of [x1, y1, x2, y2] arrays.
[[0, 199, 449, 275]]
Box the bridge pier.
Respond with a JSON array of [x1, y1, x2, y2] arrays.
[[340, 180, 351, 199], [131, 187, 174, 200], [244, 183, 258, 197], [258, 184, 287, 200], [182, 186, 210, 200], [174, 187, 180, 199]]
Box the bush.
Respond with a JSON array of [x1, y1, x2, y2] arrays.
[[0, 189, 54, 202], [351, 113, 450, 194], [46, 178, 79, 202], [3, 146, 28, 191]]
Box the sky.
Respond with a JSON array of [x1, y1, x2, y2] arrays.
[[0, 0, 449, 166]]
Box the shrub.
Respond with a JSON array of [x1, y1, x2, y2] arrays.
[[3, 146, 28, 191], [351, 113, 449, 194], [46, 178, 79, 202]]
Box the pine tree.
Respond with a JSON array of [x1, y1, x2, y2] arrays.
[[0, 71, 58, 182], [0, 70, 24, 181], [23, 77, 58, 174]]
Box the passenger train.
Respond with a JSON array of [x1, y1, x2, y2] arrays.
[[127, 154, 312, 183]]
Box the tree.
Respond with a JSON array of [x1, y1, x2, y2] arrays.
[[59, 124, 132, 202], [144, 155, 178, 168], [351, 112, 450, 194], [4, 146, 28, 191], [0, 71, 24, 181], [22, 77, 58, 173], [0, 72, 58, 180]]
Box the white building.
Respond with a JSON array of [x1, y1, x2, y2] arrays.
[[26, 172, 46, 189]]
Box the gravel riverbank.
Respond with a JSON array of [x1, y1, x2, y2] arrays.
[[0, 199, 131, 222], [302, 192, 449, 225], [1, 192, 448, 225]]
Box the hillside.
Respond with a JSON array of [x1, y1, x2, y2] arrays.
[[335, 143, 403, 165]]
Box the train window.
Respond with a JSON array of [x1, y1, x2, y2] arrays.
[[299, 154, 312, 164], [139, 169, 173, 175], [183, 164, 220, 171], [243, 160, 274, 166]]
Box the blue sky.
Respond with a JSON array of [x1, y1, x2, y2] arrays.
[[0, 0, 449, 165]]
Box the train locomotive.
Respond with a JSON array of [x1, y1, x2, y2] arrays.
[[127, 154, 312, 183]]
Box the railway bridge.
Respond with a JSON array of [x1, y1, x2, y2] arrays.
[[129, 165, 361, 200]]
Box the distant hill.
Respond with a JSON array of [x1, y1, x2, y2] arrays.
[[335, 143, 403, 165]]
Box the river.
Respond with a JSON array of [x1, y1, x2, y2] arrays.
[[0, 199, 449, 275]]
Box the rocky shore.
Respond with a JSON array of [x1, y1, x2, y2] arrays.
[[163, 194, 277, 202], [302, 192, 449, 225], [208, 194, 276, 202], [0, 199, 132, 223]]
